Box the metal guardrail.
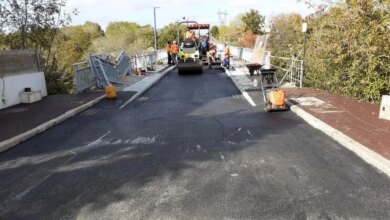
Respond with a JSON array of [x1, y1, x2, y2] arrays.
[[74, 50, 167, 93], [270, 56, 304, 87], [73, 61, 96, 93], [216, 43, 303, 87]]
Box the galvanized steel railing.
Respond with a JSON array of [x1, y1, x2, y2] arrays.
[[73, 61, 96, 93], [74, 50, 167, 93], [217, 43, 303, 87]]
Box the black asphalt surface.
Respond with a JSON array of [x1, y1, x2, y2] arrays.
[[0, 92, 103, 142], [0, 67, 389, 219]]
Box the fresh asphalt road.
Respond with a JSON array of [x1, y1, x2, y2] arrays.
[[0, 67, 389, 220]]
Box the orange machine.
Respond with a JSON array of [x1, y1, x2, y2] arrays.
[[259, 69, 289, 112]]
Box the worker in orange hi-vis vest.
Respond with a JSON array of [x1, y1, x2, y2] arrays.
[[170, 41, 179, 64], [166, 41, 172, 65]]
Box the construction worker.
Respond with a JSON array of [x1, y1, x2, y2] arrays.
[[184, 28, 192, 40], [206, 47, 216, 69], [223, 42, 231, 69], [190, 31, 196, 41], [166, 41, 172, 65], [200, 38, 208, 55], [171, 40, 179, 64], [183, 28, 196, 42]]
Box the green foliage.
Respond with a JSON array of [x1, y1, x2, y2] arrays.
[[269, 1, 390, 102], [241, 9, 265, 35], [0, 32, 6, 49], [210, 26, 220, 39], [92, 22, 154, 56], [80, 22, 104, 39], [157, 22, 186, 49], [268, 13, 304, 58]]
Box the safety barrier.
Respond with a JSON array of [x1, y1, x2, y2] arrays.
[[216, 43, 303, 87], [74, 50, 167, 93], [73, 61, 96, 93]]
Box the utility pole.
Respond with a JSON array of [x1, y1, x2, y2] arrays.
[[153, 7, 160, 51]]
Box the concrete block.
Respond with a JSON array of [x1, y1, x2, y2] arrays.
[[19, 90, 42, 103], [379, 95, 390, 121]]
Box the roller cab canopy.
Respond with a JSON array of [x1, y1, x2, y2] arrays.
[[186, 24, 210, 30]]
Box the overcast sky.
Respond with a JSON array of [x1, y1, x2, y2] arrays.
[[65, 0, 319, 30]]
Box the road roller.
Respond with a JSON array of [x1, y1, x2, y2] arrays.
[[177, 21, 203, 75]]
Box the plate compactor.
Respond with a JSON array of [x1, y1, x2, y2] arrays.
[[257, 68, 289, 112]]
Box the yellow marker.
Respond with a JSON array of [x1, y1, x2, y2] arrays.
[[105, 84, 117, 99]]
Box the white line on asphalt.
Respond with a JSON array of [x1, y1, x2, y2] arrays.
[[85, 131, 111, 148], [242, 92, 256, 107], [11, 131, 111, 202], [247, 130, 255, 138], [13, 152, 77, 201]]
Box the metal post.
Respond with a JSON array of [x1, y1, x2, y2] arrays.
[[301, 22, 308, 87], [153, 7, 159, 51], [302, 32, 307, 87]]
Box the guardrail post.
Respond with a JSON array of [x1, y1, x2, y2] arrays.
[[299, 60, 304, 87]]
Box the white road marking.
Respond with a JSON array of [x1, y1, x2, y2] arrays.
[[137, 96, 149, 101], [13, 152, 77, 201], [231, 173, 239, 177], [242, 92, 256, 107], [81, 108, 100, 116], [112, 139, 122, 145], [247, 130, 255, 138], [131, 136, 157, 144], [85, 131, 111, 148], [12, 131, 111, 201]]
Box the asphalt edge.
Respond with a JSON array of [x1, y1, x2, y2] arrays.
[[118, 65, 176, 110], [286, 99, 390, 178], [0, 95, 106, 153], [223, 66, 257, 107]]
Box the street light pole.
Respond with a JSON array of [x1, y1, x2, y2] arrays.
[[301, 21, 308, 87], [153, 7, 159, 51]]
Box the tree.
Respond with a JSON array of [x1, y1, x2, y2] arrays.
[[241, 9, 265, 35], [302, 0, 390, 102], [238, 30, 256, 48], [92, 22, 154, 56], [268, 13, 304, 58], [0, 0, 73, 50], [210, 26, 219, 39], [81, 22, 104, 39], [0, 32, 5, 49], [157, 22, 189, 49]]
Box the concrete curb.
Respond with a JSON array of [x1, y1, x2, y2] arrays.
[[223, 66, 257, 107], [0, 95, 106, 153], [119, 65, 176, 110], [286, 99, 390, 178]]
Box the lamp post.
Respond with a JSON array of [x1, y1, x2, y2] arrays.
[[153, 7, 160, 51], [301, 21, 308, 87]]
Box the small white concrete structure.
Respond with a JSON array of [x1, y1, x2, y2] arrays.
[[0, 50, 47, 110], [0, 72, 47, 109], [379, 95, 390, 121]]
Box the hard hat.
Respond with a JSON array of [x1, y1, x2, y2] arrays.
[[173, 40, 176, 44]]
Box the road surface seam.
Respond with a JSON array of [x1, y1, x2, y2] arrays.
[[118, 65, 177, 110]]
